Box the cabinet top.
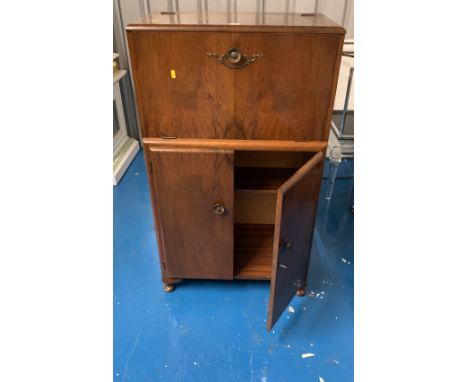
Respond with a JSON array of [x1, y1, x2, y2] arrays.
[[126, 12, 346, 34]]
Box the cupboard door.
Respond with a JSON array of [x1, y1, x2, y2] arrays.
[[267, 152, 324, 330], [148, 147, 234, 279]]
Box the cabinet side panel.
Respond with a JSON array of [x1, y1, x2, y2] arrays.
[[321, 33, 345, 141], [142, 144, 169, 281]]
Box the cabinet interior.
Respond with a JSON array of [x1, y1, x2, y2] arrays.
[[233, 151, 315, 279]]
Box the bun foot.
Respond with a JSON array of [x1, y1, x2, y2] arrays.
[[163, 283, 175, 293], [296, 287, 306, 297]]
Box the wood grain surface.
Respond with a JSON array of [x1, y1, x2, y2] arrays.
[[234, 190, 277, 225], [143, 138, 327, 152], [148, 147, 234, 279], [234, 224, 274, 280], [267, 151, 324, 330], [128, 29, 343, 141], [127, 12, 346, 35]]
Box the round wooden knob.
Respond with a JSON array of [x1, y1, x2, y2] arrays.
[[213, 203, 225, 215]]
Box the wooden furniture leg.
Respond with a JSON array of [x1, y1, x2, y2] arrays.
[[296, 287, 306, 297], [162, 277, 182, 293]]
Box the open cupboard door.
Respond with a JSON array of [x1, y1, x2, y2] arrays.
[[267, 151, 324, 330]]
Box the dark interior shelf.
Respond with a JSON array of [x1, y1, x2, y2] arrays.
[[234, 167, 296, 190], [234, 224, 274, 280]]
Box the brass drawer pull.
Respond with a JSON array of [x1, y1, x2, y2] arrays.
[[213, 203, 226, 215], [207, 48, 263, 69]]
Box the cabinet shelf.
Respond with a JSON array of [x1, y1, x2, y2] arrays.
[[234, 224, 274, 280]]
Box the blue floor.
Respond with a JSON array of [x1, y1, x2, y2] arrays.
[[114, 150, 354, 382]]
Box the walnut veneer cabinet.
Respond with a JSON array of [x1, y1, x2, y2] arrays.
[[126, 11, 345, 330]]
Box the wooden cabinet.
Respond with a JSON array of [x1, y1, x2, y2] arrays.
[[127, 11, 345, 330]]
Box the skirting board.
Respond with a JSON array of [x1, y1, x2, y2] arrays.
[[113, 137, 139, 185]]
